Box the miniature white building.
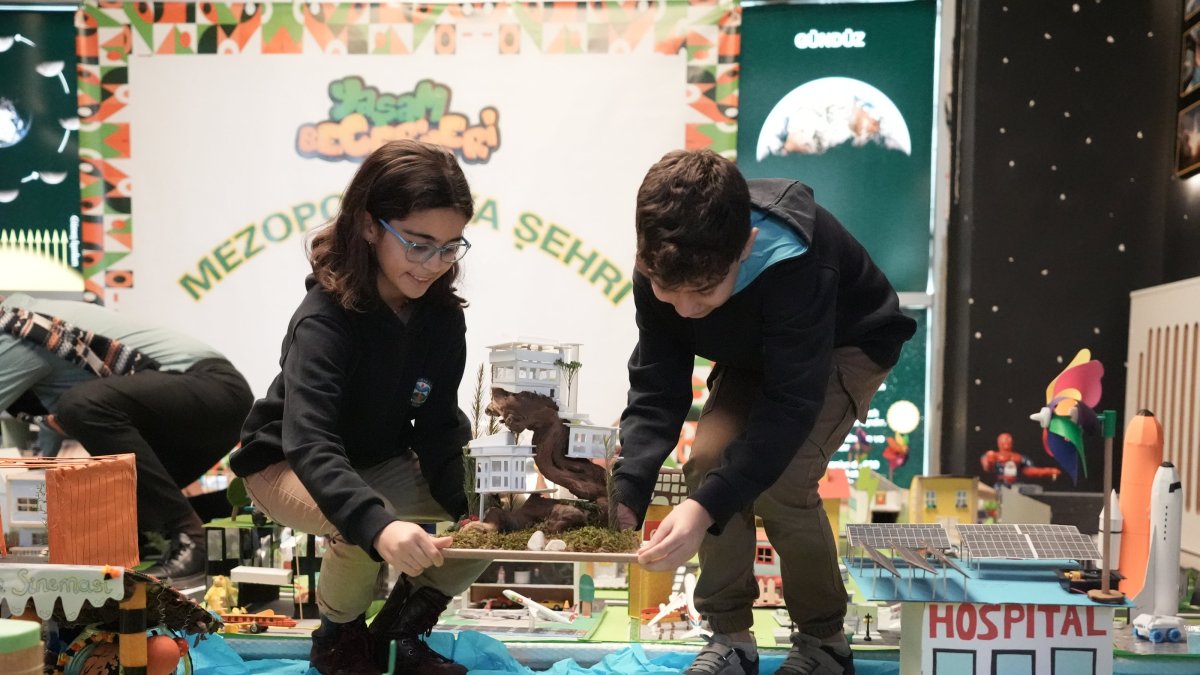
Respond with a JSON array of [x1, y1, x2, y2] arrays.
[[488, 340, 582, 414], [5, 470, 47, 548], [467, 432, 539, 518], [566, 424, 618, 460]]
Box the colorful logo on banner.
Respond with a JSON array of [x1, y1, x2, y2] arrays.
[[296, 77, 501, 164]]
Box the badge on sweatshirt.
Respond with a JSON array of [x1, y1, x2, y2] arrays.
[[410, 377, 433, 407]]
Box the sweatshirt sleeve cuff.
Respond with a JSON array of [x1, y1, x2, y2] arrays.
[[613, 476, 653, 528], [689, 478, 742, 535], [350, 508, 399, 563]]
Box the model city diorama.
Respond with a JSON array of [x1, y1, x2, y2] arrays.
[[0, 344, 1198, 673]]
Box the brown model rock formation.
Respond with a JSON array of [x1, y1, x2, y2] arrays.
[[476, 388, 610, 534]]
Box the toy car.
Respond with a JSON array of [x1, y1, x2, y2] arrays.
[[1132, 613, 1186, 643]]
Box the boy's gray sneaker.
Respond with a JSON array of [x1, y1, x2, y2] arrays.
[[777, 632, 855, 675], [683, 634, 760, 675]]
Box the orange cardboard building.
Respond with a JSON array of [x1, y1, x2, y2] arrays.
[[0, 455, 139, 569]]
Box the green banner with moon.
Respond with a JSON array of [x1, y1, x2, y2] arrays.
[[737, 0, 935, 294]]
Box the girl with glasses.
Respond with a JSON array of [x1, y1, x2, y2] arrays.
[[231, 139, 485, 675]]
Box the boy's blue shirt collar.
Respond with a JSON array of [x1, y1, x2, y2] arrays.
[[733, 208, 809, 294]]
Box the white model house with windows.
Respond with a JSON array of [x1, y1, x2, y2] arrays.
[[488, 340, 582, 414], [468, 431, 538, 518], [4, 470, 48, 549], [566, 424, 618, 460]]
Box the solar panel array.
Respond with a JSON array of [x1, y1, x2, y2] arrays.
[[928, 547, 967, 576], [956, 524, 1034, 559], [846, 523, 951, 550], [956, 523, 1100, 561], [863, 543, 900, 577], [1027, 530, 1102, 561]]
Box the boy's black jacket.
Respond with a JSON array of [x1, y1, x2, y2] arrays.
[[614, 179, 917, 531]]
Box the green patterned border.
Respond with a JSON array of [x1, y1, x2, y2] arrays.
[[74, 0, 740, 299]]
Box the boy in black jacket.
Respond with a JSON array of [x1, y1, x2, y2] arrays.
[[613, 150, 916, 675]]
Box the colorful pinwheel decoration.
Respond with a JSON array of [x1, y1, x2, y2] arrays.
[[882, 433, 909, 481], [850, 427, 872, 464], [1028, 348, 1104, 484]]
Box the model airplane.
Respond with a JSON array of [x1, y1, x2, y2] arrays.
[[502, 589, 577, 624], [645, 572, 709, 638]]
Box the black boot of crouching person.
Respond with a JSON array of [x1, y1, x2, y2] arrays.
[[370, 579, 465, 675], [311, 614, 381, 675]]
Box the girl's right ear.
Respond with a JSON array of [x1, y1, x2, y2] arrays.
[[362, 215, 380, 246]]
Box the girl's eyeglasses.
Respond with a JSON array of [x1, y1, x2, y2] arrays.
[[376, 218, 471, 263]]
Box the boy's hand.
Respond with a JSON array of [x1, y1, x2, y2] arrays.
[[636, 499, 713, 572], [614, 503, 639, 530], [373, 521, 450, 577]]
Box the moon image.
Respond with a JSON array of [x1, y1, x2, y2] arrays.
[[756, 77, 911, 161], [0, 97, 32, 148]]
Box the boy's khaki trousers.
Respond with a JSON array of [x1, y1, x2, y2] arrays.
[[685, 346, 892, 638]]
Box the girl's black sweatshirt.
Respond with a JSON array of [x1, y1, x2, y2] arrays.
[[231, 276, 471, 560]]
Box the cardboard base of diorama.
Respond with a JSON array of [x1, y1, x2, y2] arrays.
[[443, 549, 638, 563]]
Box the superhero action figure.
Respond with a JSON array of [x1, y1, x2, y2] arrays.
[[980, 432, 1061, 489]]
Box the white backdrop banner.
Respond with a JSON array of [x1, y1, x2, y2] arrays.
[[78, 1, 740, 425]]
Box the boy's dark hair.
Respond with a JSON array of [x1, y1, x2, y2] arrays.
[[635, 149, 751, 289], [310, 140, 474, 311]]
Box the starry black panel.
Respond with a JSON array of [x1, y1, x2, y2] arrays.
[[945, 1, 1178, 493]]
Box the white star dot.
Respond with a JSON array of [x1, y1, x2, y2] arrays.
[[1148, 31, 1154, 38], [1008, 256, 1015, 263], [1072, 2, 1080, 10], [1074, 66, 1081, 72], [1041, 269, 1050, 276], [1003, 56, 1010, 64], [1029, 99, 1036, 107], [991, 305, 999, 312], [1136, 131, 1144, 139], [1008, 398, 1014, 404], [968, 297, 975, 304], [1064, 111, 1071, 118], [975, 425, 982, 432], [974, 331, 983, 339], [1044, 32, 1052, 40], [1059, 193, 1067, 201], [975, 378, 982, 386], [1118, 243, 1126, 252], [1009, 160, 1016, 167], [1093, 327, 1101, 334], [1006, 358, 1013, 364], [1051, 164, 1058, 171], [1085, 137, 1093, 144], [1106, 35, 1114, 44], [1000, 127, 1007, 134], [1056, 355, 1064, 364]]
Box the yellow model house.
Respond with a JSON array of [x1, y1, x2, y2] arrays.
[[907, 475, 978, 526]]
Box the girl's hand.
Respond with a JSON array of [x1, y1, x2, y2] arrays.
[[373, 521, 452, 577]]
